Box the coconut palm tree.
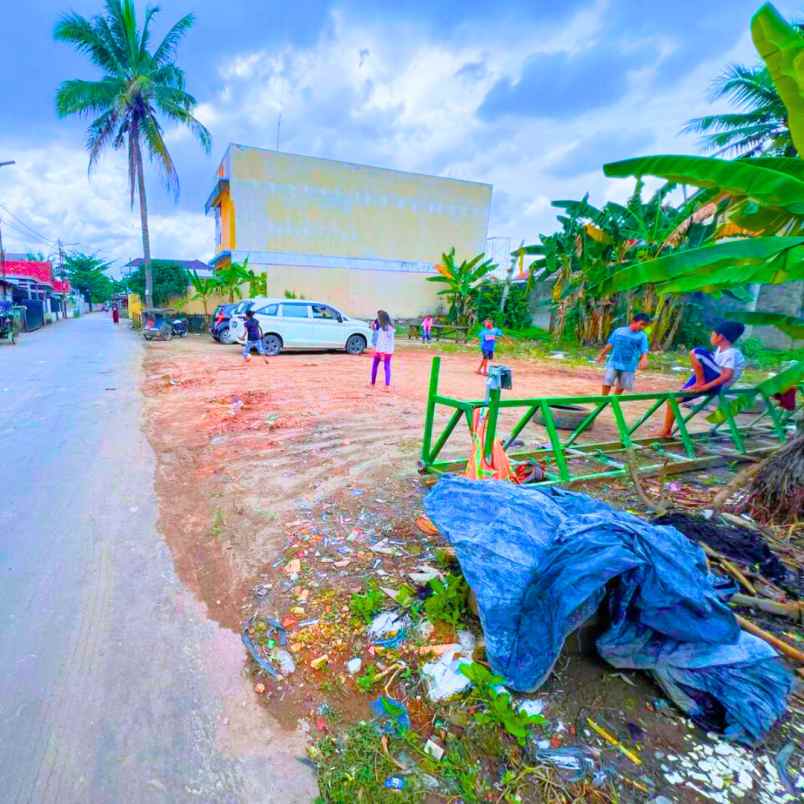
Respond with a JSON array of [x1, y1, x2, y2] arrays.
[[54, 0, 211, 307], [682, 64, 796, 157]]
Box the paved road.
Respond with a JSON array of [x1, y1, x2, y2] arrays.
[[0, 315, 315, 803]]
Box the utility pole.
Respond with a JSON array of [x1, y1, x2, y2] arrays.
[[0, 218, 6, 297], [0, 161, 12, 299]]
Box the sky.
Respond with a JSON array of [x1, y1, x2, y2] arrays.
[[0, 0, 797, 273]]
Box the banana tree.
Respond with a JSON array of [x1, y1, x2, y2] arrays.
[[427, 248, 497, 325], [215, 258, 255, 303], [189, 270, 221, 317]]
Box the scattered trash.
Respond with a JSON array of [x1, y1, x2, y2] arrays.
[[775, 741, 796, 794], [425, 476, 792, 744], [370, 696, 411, 735], [310, 654, 329, 670], [284, 558, 301, 576], [384, 776, 406, 791], [423, 739, 444, 761], [421, 646, 472, 701], [368, 610, 410, 646], [516, 698, 545, 717], [526, 744, 598, 783], [370, 538, 400, 556], [254, 682, 266, 694], [241, 616, 288, 680], [408, 565, 442, 585], [346, 657, 362, 675]]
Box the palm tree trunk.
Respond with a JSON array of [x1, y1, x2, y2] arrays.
[[134, 136, 154, 308]]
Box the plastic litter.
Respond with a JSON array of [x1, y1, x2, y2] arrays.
[[368, 610, 409, 647], [241, 616, 288, 680], [424, 739, 444, 761], [425, 476, 792, 745], [526, 744, 598, 783], [346, 657, 362, 674], [384, 776, 406, 791], [421, 646, 472, 701], [370, 696, 411, 735]]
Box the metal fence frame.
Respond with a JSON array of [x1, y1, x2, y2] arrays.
[[420, 356, 800, 485]]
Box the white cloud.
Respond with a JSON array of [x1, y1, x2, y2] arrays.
[[0, 142, 213, 270]]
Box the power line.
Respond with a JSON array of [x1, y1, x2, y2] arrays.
[[0, 203, 59, 248], [0, 218, 54, 249]]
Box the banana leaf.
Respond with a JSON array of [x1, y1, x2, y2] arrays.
[[751, 3, 804, 156], [604, 155, 804, 215], [598, 237, 804, 294], [707, 360, 803, 424], [729, 310, 804, 340]]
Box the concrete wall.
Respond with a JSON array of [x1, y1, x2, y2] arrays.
[[249, 260, 443, 320], [750, 281, 804, 349], [224, 145, 492, 264]]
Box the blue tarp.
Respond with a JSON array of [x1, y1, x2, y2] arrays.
[[425, 475, 792, 744]]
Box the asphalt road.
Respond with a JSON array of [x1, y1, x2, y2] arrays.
[[0, 314, 315, 803]]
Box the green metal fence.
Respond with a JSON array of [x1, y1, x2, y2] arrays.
[[420, 356, 800, 485]]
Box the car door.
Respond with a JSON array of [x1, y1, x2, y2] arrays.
[[278, 302, 312, 347], [309, 303, 343, 347]]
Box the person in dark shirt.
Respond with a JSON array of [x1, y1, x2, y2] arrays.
[[242, 310, 268, 364]]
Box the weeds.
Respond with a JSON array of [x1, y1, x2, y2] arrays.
[[349, 580, 384, 624], [424, 572, 469, 626], [460, 662, 546, 746], [356, 663, 381, 693], [210, 508, 224, 538]]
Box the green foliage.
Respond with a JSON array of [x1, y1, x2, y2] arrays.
[[682, 63, 796, 157], [423, 573, 469, 627], [284, 290, 307, 299], [427, 247, 497, 325], [125, 261, 189, 306], [730, 310, 804, 340], [459, 662, 546, 746], [63, 252, 114, 303], [54, 0, 210, 307], [504, 326, 551, 342], [474, 280, 532, 329], [752, 3, 804, 156], [312, 722, 420, 803], [604, 155, 804, 215], [355, 663, 380, 693], [189, 270, 220, 315], [349, 580, 384, 624]]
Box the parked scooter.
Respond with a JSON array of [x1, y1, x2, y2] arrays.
[[142, 308, 189, 341]]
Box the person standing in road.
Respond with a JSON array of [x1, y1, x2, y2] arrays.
[[371, 310, 395, 389], [112, 303, 120, 325], [421, 314, 434, 344]]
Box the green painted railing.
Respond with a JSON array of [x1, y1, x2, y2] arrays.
[[419, 356, 800, 485]]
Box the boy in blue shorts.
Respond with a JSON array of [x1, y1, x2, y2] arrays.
[[242, 309, 269, 364], [596, 313, 651, 394], [476, 319, 502, 376], [658, 321, 746, 437]]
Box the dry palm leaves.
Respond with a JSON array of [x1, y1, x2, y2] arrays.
[[741, 435, 804, 526]]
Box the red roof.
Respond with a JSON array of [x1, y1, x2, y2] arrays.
[[53, 279, 71, 294], [1, 259, 54, 286]]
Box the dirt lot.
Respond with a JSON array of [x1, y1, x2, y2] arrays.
[[143, 339, 666, 616], [141, 335, 801, 802]]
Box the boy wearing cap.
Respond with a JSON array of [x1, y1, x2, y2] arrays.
[[658, 320, 746, 438]]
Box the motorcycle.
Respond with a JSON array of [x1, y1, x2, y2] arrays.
[[142, 308, 189, 341], [0, 300, 16, 345]]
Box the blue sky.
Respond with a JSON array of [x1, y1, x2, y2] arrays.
[[0, 0, 796, 270]]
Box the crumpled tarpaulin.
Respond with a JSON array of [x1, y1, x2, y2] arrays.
[[425, 475, 792, 744]]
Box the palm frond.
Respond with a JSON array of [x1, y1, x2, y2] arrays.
[[53, 12, 120, 73], [152, 14, 196, 67], [141, 112, 179, 198], [85, 109, 119, 172], [55, 77, 122, 117]]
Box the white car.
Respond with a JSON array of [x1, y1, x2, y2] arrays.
[[228, 297, 373, 356]]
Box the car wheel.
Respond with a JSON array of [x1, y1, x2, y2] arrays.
[[345, 334, 367, 355], [263, 334, 283, 356], [219, 325, 234, 345]]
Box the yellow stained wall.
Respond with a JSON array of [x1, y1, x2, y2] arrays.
[[218, 185, 236, 252], [228, 146, 491, 264], [256, 264, 442, 319]]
